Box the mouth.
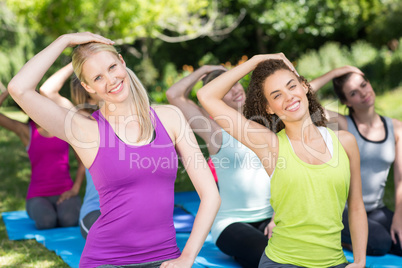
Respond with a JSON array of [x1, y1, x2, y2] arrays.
[[285, 101, 300, 112], [362, 95, 372, 103], [109, 81, 124, 94], [233, 93, 244, 102]]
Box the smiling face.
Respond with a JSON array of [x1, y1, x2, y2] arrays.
[[263, 69, 309, 124], [222, 82, 246, 110], [341, 73, 375, 110], [80, 51, 130, 104]]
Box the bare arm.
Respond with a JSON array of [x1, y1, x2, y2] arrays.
[[156, 106, 220, 268], [391, 119, 402, 248], [57, 150, 86, 204], [166, 65, 226, 154], [39, 62, 75, 110], [7, 33, 114, 167], [0, 91, 30, 146], [310, 66, 363, 131], [197, 54, 295, 155], [339, 131, 367, 268]]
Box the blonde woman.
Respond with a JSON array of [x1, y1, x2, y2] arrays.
[[8, 32, 220, 268]]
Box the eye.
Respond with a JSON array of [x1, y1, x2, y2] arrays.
[[274, 94, 281, 99], [289, 85, 296, 90], [110, 64, 117, 70], [94, 75, 101, 82], [350, 92, 355, 97], [361, 82, 367, 87]]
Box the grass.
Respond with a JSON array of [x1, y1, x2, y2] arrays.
[[0, 87, 401, 266]]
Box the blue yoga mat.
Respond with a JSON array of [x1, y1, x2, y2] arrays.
[[174, 191, 402, 268], [1, 202, 240, 267]]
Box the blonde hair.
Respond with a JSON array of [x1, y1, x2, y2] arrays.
[[72, 42, 153, 142], [70, 75, 98, 114]]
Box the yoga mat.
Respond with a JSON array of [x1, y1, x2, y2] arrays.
[[343, 249, 402, 268], [1, 206, 240, 268]]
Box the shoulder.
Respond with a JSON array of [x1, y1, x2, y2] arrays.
[[153, 104, 184, 122], [152, 104, 187, 135], [334, 129, 358, 156], [391, 118, 402, 142]]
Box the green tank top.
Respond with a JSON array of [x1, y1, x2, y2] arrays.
[[266, 127, 350, 267]]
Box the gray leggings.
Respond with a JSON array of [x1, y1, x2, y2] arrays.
[[80, 209, 101, 239], [97, 259, 170, 268], [258, 252, 348, 268], [26, 195, 81, 229]]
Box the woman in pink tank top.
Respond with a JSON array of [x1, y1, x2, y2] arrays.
[[8, 32, 220, 268], [0, 88, 84, 230]]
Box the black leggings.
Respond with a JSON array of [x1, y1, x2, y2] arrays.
[[216, 218, 271, 268], [26, 195, 81, 229], [80, 209, 101, 239], [342, 206, 402, 256]]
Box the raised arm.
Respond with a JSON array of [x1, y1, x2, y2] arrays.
[[7, 33, 113, 155], [156, 105, 220, 268], [339, 131, 367, 268], [197, 54, 294, 153], [391, 119, 402, 248], [39, 62, 75, 110], [166, 65, 225, 154], [310, 66, 363, 131], [0, 90, 30, 146]]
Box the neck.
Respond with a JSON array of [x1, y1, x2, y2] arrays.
[[283, 115, 320, 142], [351, 105, 378, 126], [101, 98, 137, 122]]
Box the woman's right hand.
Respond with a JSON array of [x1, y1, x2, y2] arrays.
[[264, 219, 276, 239], [333, 65, 364, 78], [252, 53, 298, 76], [61, 32, 114, 47]]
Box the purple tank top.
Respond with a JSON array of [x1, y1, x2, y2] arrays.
[[26, 120, 73, 199], [80, 108, 180, 267]]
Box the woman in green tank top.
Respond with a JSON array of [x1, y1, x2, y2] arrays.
[[198, 54, 368, 268]]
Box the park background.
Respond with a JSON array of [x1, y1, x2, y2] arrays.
[[0, 0, 402, 266]]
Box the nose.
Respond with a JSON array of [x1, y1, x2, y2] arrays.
[[284, 90, 294, 102], [105, 73, 117, 85]]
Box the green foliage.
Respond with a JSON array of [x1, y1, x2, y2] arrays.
[[297, 38, 402, 97]]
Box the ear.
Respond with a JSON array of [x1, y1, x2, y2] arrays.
[[266, 106, 274, 115], [118, 54, 126, 67], [302, 81, 309, 94], [81, 81, 96, 94]]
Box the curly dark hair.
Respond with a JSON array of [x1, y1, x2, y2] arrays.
[[243, 59, 327, 133]]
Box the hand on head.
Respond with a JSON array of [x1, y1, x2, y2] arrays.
[[64, 32, 114, 47], [256, 53, 299, 76], [335, 65, 364, 78]]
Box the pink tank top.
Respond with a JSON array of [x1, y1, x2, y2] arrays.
[[26, 120, 73, 199], [80, 108, 181, 267]]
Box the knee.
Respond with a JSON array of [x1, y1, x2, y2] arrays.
[[58, 212, 79, 227], [35, 214, 57, 230], [367, 231, 392, 256]]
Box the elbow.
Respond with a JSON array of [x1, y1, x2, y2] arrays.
[[165, 90, 175, 104], [196, 89, 207, 106], [7, 81, 22, 99]]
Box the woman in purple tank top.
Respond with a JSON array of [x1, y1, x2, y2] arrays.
[[0, 80, 84, 230], [7, 32, 220, 268]]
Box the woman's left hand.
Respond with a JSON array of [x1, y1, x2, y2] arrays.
[[57, 189, 78, 204], [160, 256, 193, 268]]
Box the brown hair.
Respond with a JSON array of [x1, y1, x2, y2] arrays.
[[202, 69, 226, 85], [332, 73, 369, 115], [243, 59, 327, 133]]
